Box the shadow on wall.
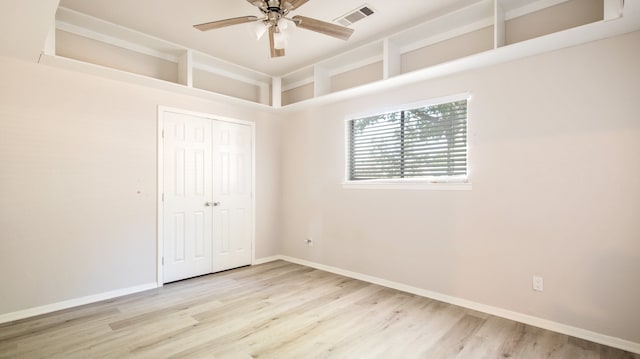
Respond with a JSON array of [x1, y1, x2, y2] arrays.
[[557, 248, 640, 343]]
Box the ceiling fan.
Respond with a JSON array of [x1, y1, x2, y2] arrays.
[[193, 0, 355, 58]]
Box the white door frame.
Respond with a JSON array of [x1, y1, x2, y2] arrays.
[[156, 105, 256, 287]]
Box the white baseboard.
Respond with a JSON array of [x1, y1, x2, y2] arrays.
[[253, 255, 281, 265], [0, 282, 157, 325], [275, 255, 640, 355]]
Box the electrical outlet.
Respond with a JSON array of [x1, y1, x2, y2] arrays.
[[305, 237, 313, 247], [532, 275, 544, 292]]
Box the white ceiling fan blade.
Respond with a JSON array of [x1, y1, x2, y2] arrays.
[[292, 15, 354, 41], [194, 16, 259, 31]]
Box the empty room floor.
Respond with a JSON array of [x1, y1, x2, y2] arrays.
[[0, 260, 637, 358]]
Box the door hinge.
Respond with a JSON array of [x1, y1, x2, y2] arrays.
[[162, 193, 164, 201], [161, 130, 164, 138], [162, 257, 164, 265]]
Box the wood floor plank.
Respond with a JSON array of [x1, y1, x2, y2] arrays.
[[163, 278, 372, 358], [315, 293, 457, 358], [64, 316, 199, 359], [227, 284, 385, 358], [457, 315, 521, 358], [129, 270, 355, 357], [385, 300, 469, 357], [0, 260, 637, 359], [422, 313, 487, 358], [0, 306, 119, 342], [599, 345, 640, 359]]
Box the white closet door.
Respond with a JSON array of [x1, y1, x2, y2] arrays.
[[211, 120, 253, 272], [163, 112, 213, 283], [162, 110, 253, 283]]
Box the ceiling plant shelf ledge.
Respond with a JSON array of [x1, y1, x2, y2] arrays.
[[42, 0, 634, 110]]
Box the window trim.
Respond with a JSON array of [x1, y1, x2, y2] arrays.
[[343, 92, 472, 190], [341, 180, 472, 190]]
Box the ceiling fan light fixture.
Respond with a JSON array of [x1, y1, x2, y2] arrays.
[[277, 18, 289, 30], [252, 20, 268, 40], [273, 30, 288, 49]]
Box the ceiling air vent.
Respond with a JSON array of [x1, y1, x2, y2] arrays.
[[334, 5, 375, 26]]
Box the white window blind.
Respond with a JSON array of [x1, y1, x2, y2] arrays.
[[348, 99, 468, 181]]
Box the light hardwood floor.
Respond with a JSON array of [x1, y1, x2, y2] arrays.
[[0, 260, 637, 358]]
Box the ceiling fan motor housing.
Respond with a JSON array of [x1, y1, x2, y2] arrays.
[[267, 11, 281, 23], [265, 0, 290, 17]]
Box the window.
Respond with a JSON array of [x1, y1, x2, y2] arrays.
[[346, 96, 468, 185]]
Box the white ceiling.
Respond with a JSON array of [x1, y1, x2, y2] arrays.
[[57, 0, 482, 76]]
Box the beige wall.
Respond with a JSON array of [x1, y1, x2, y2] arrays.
[[282, 83, 314, 106], [402, 27, 494, 74], [506, 0, 603, 45], [56, 30, 179, 83], [278, 31, 640, 342], [0, 56, 281, 314], [330, 61, 383, 93], [192, 69, 262, 104]]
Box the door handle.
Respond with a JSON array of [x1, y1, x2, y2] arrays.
[[205, 201, 221, 207]]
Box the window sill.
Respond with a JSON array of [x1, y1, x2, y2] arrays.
[[342, 180, 472, 191]]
